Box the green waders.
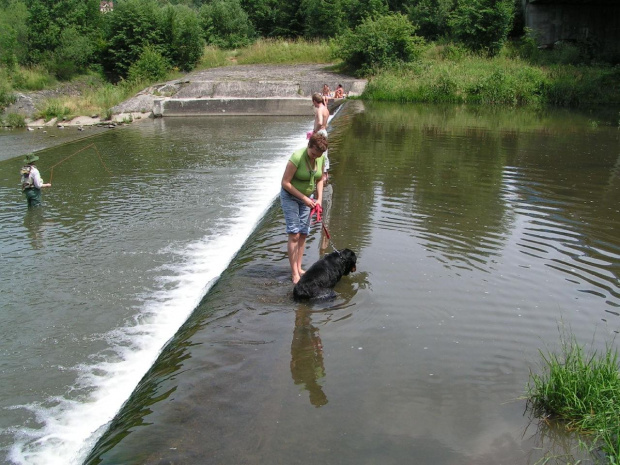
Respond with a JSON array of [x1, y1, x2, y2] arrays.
[[24, 188, 42, 207]]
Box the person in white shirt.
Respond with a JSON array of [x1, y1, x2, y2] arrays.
[[21, 153, 51, 207]]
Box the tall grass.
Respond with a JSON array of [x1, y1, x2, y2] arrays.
[[234, 38, 334, 65], [363, 44, 619, 107], [35, 79, 146, 122], [11, 66, 56, 91], [527, 330, 620, 463]]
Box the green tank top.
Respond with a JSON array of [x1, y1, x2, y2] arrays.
[[289, 147, 324, 196]]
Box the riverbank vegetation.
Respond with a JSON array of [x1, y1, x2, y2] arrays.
[[1, 0, 619, 126], [527, 330, 620, 463]]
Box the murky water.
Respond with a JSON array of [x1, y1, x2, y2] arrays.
[[1, 103, 619, 465]]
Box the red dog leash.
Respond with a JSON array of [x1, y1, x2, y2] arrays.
[[310, 204, 339, 253]]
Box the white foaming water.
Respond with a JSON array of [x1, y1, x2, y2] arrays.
[[8, 132, 307, 465]]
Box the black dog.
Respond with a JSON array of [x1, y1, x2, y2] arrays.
[[293, 249, 357, 301]]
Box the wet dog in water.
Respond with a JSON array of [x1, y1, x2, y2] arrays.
[[293, 249, 357, 301]]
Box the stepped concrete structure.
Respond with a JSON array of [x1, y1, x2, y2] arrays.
[[111, 64, 367, 119]]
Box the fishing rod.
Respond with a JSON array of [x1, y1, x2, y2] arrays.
[[47, 143, 112, 184]]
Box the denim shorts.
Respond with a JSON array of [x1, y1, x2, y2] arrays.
[[280, 188, 311, 235]]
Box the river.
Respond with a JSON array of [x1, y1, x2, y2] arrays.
[[1, 102, 619, 465]]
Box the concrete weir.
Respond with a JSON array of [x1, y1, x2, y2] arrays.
[[112, 64, 367, 119], [154, 97, 332, 117]]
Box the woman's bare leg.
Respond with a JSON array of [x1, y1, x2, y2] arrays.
[[288, 233, 302, 283], [296, 234, 307, 277]]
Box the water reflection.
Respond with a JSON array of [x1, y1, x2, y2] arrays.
[[22, 207, 48, 249], [290, 308, 328, 407]]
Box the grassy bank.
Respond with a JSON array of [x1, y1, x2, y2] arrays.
[[527, 330, 620, 463], [362, 44, 620, 107]]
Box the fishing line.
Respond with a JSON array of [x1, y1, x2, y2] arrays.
[[47, 143, 112, 184]]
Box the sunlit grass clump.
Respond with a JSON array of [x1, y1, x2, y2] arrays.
[[235, 38, 334, 65], [527, 332, 620, 463]]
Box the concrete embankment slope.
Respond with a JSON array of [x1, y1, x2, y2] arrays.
[[111, 64, 367, 119]]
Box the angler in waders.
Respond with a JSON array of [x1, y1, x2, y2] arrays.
[[21, 154, 51, 208]]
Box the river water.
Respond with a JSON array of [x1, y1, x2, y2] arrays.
[[1, 103, 619, 465]]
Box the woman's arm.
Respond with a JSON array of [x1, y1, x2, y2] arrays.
[[315, 176, 324, 206], [282, 161, 314, 208]]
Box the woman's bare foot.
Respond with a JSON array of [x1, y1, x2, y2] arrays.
[[292, 273, 301, 284], [299, 269, 305, 276]]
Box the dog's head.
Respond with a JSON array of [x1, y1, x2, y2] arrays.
[[339, 248, 357, 275]]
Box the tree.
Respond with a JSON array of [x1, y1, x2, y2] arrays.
[[300, 0, 348, 38], [332, 13, 425, 76], [0, 0, 28, 68], [448, 0, 514, 56], [199, 0, 255, 48], [240, 0, 303, 38], [408, 0, 454, 40], [100, 0, 164, 80], [25, 0, 100, 64]]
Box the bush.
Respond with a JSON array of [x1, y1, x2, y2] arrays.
[[0, 76, 16, 110], [5, 112, 26, 127], [448, 0, 514, 56], [11, 66, 56, 91], [408, 0, 453, 40], [332, 13, 426, 76], [127, 45, 170, 83], [199, 0, 255, 49], [37, 100, 72, 122], [164, 5, 204, 72], [100, 0, 164, 80], [50, 27, 96, 80]]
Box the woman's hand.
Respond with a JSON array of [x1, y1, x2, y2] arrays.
[[304, 196, 315, 208]]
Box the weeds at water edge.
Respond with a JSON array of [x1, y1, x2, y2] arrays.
[[526, 327, 620, 464]]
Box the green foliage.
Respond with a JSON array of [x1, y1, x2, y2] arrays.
[[407, 0, 453, 40], [49, 27, 96, 80], [448, 0, 514, 56], [127, 45, 170, 83], [542, 65, 620, 107], [362, 48, 551, 106], [36, 99, 72, 121], [301, 0, 348, 38], [100, 0, 165, 80], [25, 0, 101, 64], [527, 330, 620, 462], [240, 0, 302, 38], [11, 66, 55, 90], [466, 65, 546, 105], [344, 0, 389, 27], [332, 13, 425, 76], [0, 0, 28, 69], [0, 74, 16, 109], [165, 4, 204, 71], [5, 112, 25, 127], [199, 0, 255, 49], [235, 38, 332, 64]]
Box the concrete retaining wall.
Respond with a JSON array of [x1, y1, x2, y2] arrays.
[[153, 97, 348, 117]]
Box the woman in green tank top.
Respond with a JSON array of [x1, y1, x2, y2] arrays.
[[280, 133, 328, 284]]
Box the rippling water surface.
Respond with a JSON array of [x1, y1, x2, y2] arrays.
[[1, 103, 619, 465]]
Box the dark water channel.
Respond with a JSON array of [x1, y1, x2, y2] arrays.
[[2, 102, 619, 465]]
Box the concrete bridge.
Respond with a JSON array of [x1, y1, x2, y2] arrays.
[[523, 0, 620, 54]]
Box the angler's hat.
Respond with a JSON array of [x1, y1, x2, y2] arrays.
[[24, 153, 39, 164]]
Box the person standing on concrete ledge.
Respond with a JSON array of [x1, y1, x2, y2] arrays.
[[20, 153, 51, 208], [312, 92, 330, 182]]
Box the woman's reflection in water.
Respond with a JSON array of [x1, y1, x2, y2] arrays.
[[290, 308, 328, 407]]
